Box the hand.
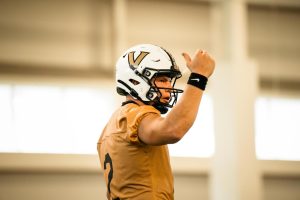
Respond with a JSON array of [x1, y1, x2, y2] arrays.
[[182, 50, 215, 78]]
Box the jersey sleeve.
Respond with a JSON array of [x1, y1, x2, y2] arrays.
[[126, 105, 160, 145]]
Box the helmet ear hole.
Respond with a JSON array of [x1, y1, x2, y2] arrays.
[[129, 79, 140, 85], [146, 92, 154, 99]]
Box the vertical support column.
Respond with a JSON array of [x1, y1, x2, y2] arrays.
[[112, 0, 127, 60], [210, 1, 262, 200], [222, 0, 248, 62]]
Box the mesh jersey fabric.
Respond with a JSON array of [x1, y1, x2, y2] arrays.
[[97, 103, 174, 200]]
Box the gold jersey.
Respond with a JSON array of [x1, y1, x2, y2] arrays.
[[97, 103, 174, 200]]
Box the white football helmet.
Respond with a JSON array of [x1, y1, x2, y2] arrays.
[[116, 44, 183, 113]]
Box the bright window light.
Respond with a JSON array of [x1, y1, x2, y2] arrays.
[[255, 96, 300, 161], [0, 85, 14, 151], [3, 84, 300, 160], [0, 84, 215, 157], [169, 94, 215, 157], [0, 84, 116, 154]]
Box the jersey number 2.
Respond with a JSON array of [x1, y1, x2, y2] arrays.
[[104, 153, 113, 194]]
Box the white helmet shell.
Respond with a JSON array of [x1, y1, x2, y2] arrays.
[[116, 44, 182, 107]]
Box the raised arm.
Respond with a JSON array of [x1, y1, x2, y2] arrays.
[[138, 50, 215, 145]]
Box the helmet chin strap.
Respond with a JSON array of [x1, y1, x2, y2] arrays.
[[153, 103, 169, 114]]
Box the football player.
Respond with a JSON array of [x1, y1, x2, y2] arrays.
[[97, 44, 215, 200]]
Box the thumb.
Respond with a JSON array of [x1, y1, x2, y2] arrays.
[[182, 52, 192, 67]]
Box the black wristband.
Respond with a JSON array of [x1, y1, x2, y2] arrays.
[[187, 73, 208, 90]]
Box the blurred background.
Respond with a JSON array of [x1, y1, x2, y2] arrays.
[[0, 0, 299, 200]]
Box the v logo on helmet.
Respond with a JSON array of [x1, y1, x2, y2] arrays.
[[128, 51, 149, 67]]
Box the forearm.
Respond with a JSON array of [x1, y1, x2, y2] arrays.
[[163, 84, 204, 140]]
